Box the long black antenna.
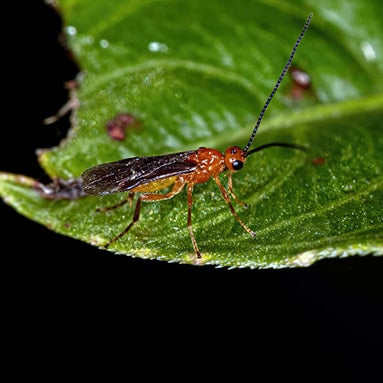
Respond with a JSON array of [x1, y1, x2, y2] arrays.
[[243, 13, 313, 153], [244, 142, 308, 157]]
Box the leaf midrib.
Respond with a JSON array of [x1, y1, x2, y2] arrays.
[[196, 93, 383, 150], [78, 53, 383, 152]]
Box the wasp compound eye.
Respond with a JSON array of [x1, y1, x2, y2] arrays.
[[232, 160, 243, 170]]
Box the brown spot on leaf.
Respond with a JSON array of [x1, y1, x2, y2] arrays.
[[288, 66, 314, 100], [312, 157, 325, 166], [106, 113, 140, 141]]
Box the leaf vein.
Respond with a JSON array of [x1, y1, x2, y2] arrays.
[[257, 175, 383, 236]]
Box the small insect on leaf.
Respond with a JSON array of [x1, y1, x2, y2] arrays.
[[81, 14, 313, 262]]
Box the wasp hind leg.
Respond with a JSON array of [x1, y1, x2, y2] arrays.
[[97, 192, 134, 212], [104, 197, 141, 248], [104, 181, 185, 248]]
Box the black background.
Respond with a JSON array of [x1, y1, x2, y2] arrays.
[[2, 1, 382, 376]]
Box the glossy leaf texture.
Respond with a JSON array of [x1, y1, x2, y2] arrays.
[[1, 0, 382, 267]]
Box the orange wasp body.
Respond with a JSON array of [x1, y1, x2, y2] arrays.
[[81, 14, 313, 258]]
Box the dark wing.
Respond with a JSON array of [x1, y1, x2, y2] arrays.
[[81, 150, 197, 195]]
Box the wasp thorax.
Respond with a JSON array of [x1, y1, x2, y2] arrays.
[[224, 146, 246, 171]]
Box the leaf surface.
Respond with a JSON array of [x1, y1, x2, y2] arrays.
[[1, 0, 382, 267]]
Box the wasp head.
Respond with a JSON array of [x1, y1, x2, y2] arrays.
[[224, 146, 247, 172]]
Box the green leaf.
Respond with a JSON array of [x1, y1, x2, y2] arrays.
[[1, 0, 382, 267]]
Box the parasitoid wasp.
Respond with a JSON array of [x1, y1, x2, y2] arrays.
[[81, 13, 313, 259]]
